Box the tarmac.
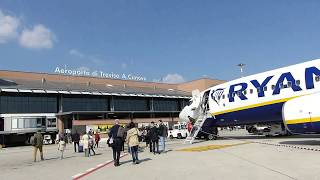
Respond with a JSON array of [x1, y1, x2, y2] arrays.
[[1, 129, 320, 180]]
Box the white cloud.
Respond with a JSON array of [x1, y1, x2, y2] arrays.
[[0, 10, 20, 43], [121, 62, 127, 69], [161, 73, 186, 84], [69, 49, 85, 58], [19, 24, 56, 49], [77, 66, 90, 71], [90, 56, 104, 65], [69, 49, 105, 66]]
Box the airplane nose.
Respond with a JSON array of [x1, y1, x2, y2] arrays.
[[179, 105, 191, 122]]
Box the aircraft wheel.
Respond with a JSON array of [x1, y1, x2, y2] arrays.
[[207, 134, 215, 140]]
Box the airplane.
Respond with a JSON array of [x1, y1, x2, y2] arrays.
[[179, 59, 320, 137]]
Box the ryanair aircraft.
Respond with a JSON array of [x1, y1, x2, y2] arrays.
[[180, 59, 320, 135]]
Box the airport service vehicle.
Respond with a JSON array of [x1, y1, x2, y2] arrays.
[[168, 122, 188, 139], [43, 134, 53, 144], [0, 113, 58, 145], [246, 124, 288, 136], [180, 59, 320, 143]]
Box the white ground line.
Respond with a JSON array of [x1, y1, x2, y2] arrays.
[[72, 153, 128, 180], [72, 173, 84, 179], [96, 163, 104, 167], [86, 168, 95, 172]]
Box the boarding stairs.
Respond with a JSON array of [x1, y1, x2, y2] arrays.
[[184, 112, 210, 144]]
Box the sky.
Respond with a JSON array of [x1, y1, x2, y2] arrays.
[[1, 0, 320, 83]]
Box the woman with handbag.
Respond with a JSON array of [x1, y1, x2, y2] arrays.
[[126, 122, 140, 164]]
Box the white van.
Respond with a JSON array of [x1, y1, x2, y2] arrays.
[[168, 123, 188, 139]]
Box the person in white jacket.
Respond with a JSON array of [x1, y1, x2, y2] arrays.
[[82, 132, 90, 157], [126, 122, 140, 164], [58, 138, 66, 160]]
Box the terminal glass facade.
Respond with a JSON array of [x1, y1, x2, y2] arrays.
[[153, 98, 179, 111], [0, 93, 189, 114], [0, 94, 57, 113], [113, 96, 149, 111], [62, 96, 109, 112]]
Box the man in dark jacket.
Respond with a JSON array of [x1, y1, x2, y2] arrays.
[[33, 130, 44, 162], [158, 120, 168, 153], [108, 119, 123, 166], [149, 122, 159, 154], [72, 131, 80, 152], [146, 127, 152, 152]]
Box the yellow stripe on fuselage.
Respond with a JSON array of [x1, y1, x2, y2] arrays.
[[286, 117, 320, 125], [212, 96, 300, 116]]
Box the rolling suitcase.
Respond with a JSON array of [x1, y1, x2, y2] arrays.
[[78, 144, 83, 153]]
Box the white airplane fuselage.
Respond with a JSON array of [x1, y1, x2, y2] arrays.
[[180, 59, 320, 134]]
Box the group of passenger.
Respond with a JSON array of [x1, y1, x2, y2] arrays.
[[142, 120, 168, 154], [31, 119, 168, 166], [107, 119, 168, 167]]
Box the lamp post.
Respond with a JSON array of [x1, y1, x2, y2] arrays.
[[237, 63, 246, 78]]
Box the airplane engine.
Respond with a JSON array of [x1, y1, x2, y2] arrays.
[[283, 93, 320, 134]]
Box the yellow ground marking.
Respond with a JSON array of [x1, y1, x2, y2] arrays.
[[177, 142, 251, 152]]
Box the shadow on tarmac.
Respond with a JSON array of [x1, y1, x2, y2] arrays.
[[120, 158, 152, 165], [219, 134, 320, 140], [44, 155, 78, 161], [279, 140, 320, 146]]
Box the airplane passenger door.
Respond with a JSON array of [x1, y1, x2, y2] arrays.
[[201, 90, 211, 112]]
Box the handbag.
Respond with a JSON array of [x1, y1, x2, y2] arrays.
[[107, 137, 114, 147]]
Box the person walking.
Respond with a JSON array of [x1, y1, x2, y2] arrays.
[[89, 135, 96, 156], [94, 132, 100, 148], [72, 131, 80, 152], [58, 137, 66, 160], [32, 130, 44, 162], [146, 126, 153, 152], [158, 120, 168, 153], [108, 119, 123, 166], [82, 132, 90, 157], [149, 122, 159, 154], [187, 117, 193, 136], [126, 122, 140, 164]]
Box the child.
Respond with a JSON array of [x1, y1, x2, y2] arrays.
[[58, 138, 66, 160]]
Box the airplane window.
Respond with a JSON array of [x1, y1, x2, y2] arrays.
[[263, 86, 267, 91], [316, 76, 320, 82], [284, 84, 288, 88], [257, 88, 260, 93], [288, 81, 292, 87], [237, 91, 241, 96], [296, 80, 300, 86], [250, 89, 253, 94], [222, 95, 225, 99], [243, 90, 247, 95], [271, 85, 275, 90]]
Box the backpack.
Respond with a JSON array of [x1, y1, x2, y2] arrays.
[[30, 136, 36, 146], [117, 127, 125, 138]]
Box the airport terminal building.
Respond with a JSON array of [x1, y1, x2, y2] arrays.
[[0, 70, 224, 145]]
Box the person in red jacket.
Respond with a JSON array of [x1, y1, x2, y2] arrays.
[[94, 132, 101, 148], [187, 116, 193, 135]]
